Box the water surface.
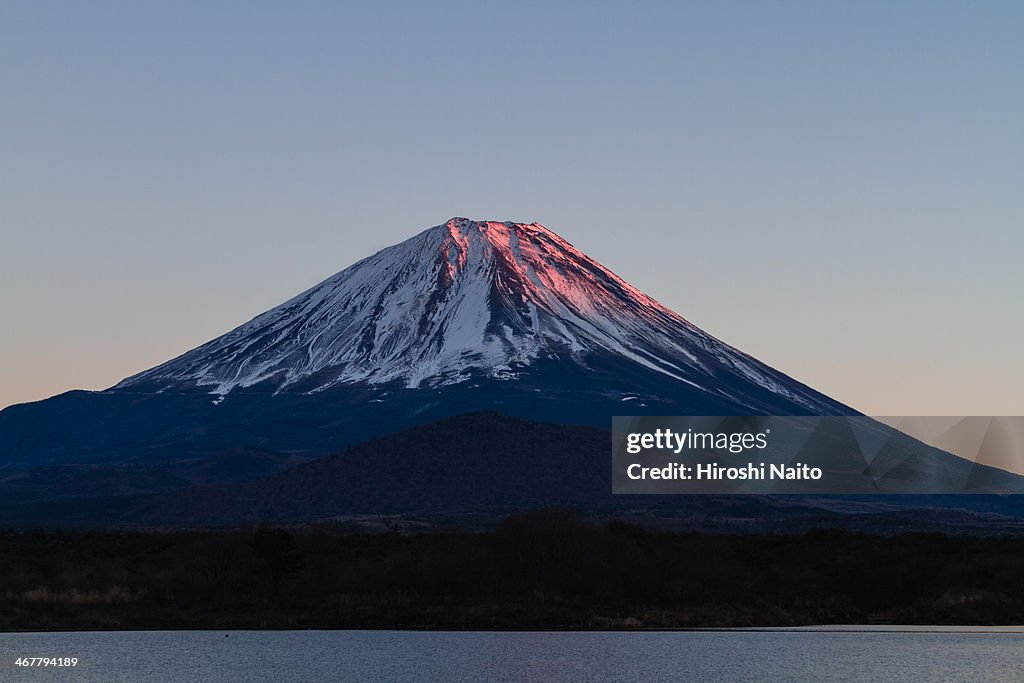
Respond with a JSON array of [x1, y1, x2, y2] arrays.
[[1, 628, 1021, 682]]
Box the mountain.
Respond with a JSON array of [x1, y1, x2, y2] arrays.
[[115, 218, 845, 415], [4, 219, 1024, 529], [1, 218, 851, 474]]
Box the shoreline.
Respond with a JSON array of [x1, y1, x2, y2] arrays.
[[5, 625, 1024, 635]]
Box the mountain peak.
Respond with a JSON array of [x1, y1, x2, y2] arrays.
[[441, 217, 559, 253], [114, 217, 847, 415], [443, 216, 542, 231]]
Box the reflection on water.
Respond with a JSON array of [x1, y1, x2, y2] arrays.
[[1, 628, 1022, 682]]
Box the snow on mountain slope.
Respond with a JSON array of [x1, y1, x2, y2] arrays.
[[115, 218, 843, 414]]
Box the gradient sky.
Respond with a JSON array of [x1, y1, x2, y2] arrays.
[[2, 1, 1022, 414]]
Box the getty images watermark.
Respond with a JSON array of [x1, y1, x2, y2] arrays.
[[612, 416, 1024, 495]]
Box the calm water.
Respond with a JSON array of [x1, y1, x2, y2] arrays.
[[1, 628, 1022, 682]]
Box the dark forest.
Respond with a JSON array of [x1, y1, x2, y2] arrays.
[[4, 510, 1024, 631]]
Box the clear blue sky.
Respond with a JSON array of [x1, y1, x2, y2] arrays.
[[2, 1, 1022, 413]]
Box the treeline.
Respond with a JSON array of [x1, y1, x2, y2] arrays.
[[2, 511, 1024, 630]]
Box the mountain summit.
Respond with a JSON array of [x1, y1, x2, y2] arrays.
[[116, 218, 844, 415]]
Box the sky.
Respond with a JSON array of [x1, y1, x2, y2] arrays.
[[1, 1, 1022, 414]]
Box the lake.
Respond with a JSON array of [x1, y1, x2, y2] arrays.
[[1, 628, 1022, 681]]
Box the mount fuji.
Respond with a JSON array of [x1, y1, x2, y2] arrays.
[[117, 218, 845, 413], [8, 217, 1024, 528], [2, 218, 849, 472]]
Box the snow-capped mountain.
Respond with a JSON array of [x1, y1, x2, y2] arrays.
[[1, 217, 851, 474], [115, 218, 845, 415], [14, 217, 1024, 528]]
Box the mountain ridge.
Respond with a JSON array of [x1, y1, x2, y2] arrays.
[[6, 411, 1024, 532]]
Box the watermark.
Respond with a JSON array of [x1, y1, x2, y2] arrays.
[[612, 416, 1024, 494]]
